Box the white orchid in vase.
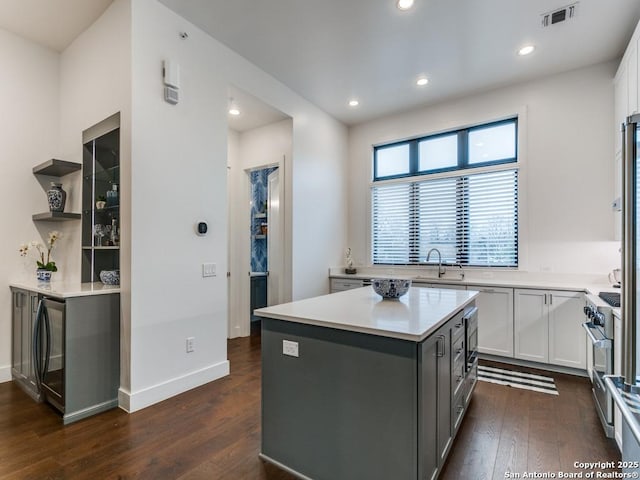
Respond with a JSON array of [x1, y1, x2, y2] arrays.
[[19, 231, 62, 272]]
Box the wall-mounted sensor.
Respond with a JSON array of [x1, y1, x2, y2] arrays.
[[196, 221, 208, 236], [163, 60, 180, 88]]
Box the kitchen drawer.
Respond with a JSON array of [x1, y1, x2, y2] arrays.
[[452, 337, 466, 398], [330, 278, 369, 293], [465, 363, 478, 405], [451, 312, 465, 341], [453, 388, 466, 432]]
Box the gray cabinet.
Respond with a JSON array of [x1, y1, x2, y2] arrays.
[[262, 303, 475, 480], [418, 318, 456, 480], [10, 288, 120, 424], [11, 288, 40, 401], [419, 331, 439, 480]]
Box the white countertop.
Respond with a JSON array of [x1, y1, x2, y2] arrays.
[[255, 286, 478, 342], [9, 280, 120, 298]]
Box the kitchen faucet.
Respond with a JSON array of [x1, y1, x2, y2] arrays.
[[426, 248, 445, 278]]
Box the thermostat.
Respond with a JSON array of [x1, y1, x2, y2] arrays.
[[196, 221, 208, 236]]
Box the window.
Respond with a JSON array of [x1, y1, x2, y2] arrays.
[[372, 118, 518, 267]]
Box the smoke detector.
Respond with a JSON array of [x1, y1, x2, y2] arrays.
[[541, 2, 578, 27]]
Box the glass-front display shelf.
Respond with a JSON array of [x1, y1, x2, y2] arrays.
[[81, 124, 120, 283]]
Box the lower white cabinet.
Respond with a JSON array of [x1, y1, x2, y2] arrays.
[[468, 285, 514, 358], [514, 289, 586, 369], [330, 278, 369, 293]]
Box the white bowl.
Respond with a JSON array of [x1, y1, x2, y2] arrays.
[[372, 278, 411, 299]]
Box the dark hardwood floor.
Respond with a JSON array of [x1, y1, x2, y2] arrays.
[[0, 324, 619, 480]]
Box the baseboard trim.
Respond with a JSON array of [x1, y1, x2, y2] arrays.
[[64, 399, 119, 424], [0, 365, 11, 384], [479, 353, 588, 377], [119, 360, 230, 413], [259, 453, 312, 480]]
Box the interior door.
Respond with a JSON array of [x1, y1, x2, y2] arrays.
[[267, 168, 281, 306]]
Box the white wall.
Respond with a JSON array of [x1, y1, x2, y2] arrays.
[[228, 119, 293, 338], [0, 29, 60, 382], [347, 61, 620, 275], [58, 0, 133, 399], [128, 0, 347, 410]]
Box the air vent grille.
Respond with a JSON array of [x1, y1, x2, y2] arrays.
[[541, 2, 578, 27]]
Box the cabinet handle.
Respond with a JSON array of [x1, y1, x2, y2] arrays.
[[484, 288, 495, 293], [544, 294, 547, 305], [15, 292, 21, 308], [437, 335, 446, 357], [549, 293, 553, 305]]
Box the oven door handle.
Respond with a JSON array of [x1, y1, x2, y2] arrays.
[[582, 321, 612, 349]]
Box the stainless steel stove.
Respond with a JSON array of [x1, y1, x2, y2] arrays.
[[583, 293, 617, 438]]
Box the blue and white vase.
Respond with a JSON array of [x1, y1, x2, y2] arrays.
[[36, 269, 52, 282], [47, 182, 66, 212]]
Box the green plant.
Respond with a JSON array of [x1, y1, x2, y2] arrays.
[[19, 231, 61, 272], [97, 195, 107, 202]]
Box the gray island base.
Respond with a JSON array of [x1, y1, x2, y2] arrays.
[[256, 286, 479, 480]]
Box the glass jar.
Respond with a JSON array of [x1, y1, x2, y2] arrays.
[[106, 184, 118, 207]]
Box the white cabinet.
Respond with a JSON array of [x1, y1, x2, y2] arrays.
[[515, 289, 586, 368], [467, 285, 514, 358], [548, 291, 587, 369], [414, 282, 466, 290], [615, 64, 627, 155], [628, 38, 639, 116], [330, 277, 368, 293], [515, 289, 548, 363]]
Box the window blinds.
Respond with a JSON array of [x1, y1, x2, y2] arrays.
[[372, 169, 518, 266]]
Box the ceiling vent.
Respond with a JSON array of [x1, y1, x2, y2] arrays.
[[541, 2, 578, 27]]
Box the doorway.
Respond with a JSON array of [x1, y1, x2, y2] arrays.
[[248, 166, 281, 323], [226, 85, 292, 338]]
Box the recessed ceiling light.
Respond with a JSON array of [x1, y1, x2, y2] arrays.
[[229, 107, 240, 116], [349, 99, 359, 107], [517, 45, 535, 56], [416, 77, 429, 86], [397, 0, 415, 10]]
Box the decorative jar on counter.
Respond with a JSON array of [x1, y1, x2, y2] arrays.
[[47, 182, 66, 212]]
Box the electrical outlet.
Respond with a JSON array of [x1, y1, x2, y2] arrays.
[[202, 263, 216, 277], [186, 337, 195, 353], [282, 339, 299, 357]]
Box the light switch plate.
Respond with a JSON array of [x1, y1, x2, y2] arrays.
[[282, 340, 299, 357], [202, 263, 216, 277]]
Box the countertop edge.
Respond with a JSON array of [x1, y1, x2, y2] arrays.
[[9, 281, 121, 298], [256, 289, 479, 342]]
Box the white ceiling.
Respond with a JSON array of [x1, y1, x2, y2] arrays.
[[227, 85, 290, 133], [3, 1, 640, 127], [0, 0, 113, 52], [160, 0, 640, 125]]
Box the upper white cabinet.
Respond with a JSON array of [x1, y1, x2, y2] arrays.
[[614, 61, 628, 155], [614, 21, 640, 239], [468, 285, 514, 358], [515, 289, 586, 369]]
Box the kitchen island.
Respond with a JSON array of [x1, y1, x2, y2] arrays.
[[255, 285, 478, 480]]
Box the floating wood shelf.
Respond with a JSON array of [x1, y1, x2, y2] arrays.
[[32, 159, 81, 177], [32, 212, 81, 222]]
